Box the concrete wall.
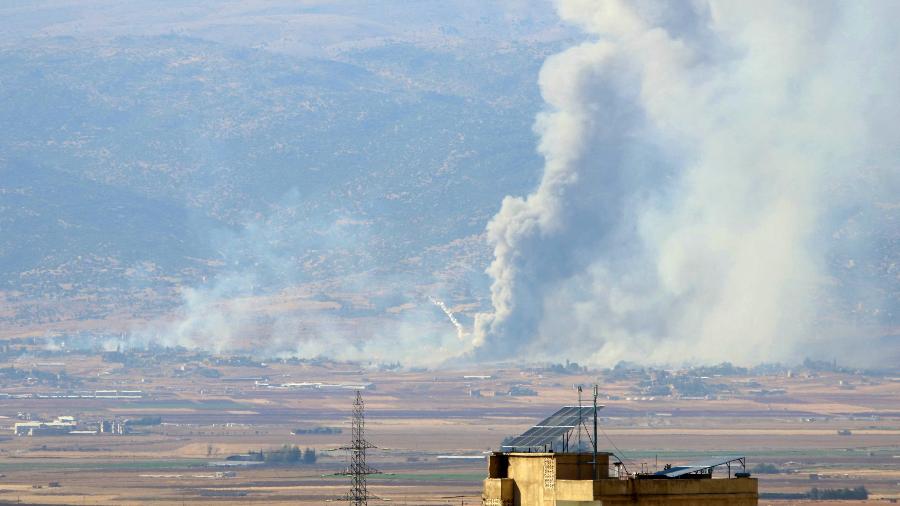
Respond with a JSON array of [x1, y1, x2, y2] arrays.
[[589, 477, 757, 505], [483, 478, 514, 506], [486, 453, 610, 506], [483, 453, 757, 506], [507, 453, 552, 506], [555, 453, 609, 480]]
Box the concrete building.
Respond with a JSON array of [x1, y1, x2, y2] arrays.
[[14, 416, 77, 436], [482, 452, 757, 506], [484, 404, 757, 506]]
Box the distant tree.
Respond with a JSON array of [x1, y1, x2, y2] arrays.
[[809, 486, 868, 500], [508, 385, 537, 396], [751, 463, 780, 474], [303, 447, 317, 464], [197, 367, 222, 378], [263, 444, 301, 464], [292, 426, 341, 435]]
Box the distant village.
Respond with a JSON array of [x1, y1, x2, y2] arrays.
[[13, 414, 135, 437]]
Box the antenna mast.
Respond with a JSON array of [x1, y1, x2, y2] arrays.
[[576, 385, 583, 451], [593, 385, 599, 481], [341, 390, 378, 506]]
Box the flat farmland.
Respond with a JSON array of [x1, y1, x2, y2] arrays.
[[0, 353, 895, 504]]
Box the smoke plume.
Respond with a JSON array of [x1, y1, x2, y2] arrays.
[[130, 193, 478, 367], [474, 0, 900, 366]]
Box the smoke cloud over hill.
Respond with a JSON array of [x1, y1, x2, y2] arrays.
[[474, 0, 900, 366], [15, 1, 894, 368]]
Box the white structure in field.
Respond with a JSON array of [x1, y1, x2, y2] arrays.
[[14, 415, 77, 436]]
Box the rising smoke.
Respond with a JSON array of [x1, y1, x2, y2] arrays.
[[134, 0, 899, 368], [473, 0, 900, 366], [129, 187, 477, 366]]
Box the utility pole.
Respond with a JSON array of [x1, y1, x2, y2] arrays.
[[593, 384, 599, 481], [576, 385, 583, 452], [340, 390, 378, 506]]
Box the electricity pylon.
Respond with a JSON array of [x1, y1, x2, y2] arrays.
[[340, 390, 378, 506]]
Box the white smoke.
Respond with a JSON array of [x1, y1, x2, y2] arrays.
[[474, 0, 900, 366], [135, 277, 474, 368], [429, 296, 468, 341], [126, 194, 479, 367]]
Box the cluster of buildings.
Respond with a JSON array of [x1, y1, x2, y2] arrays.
[[254, 380, 374, 390], [0, 390, 143, 400], [13, 416, 77, 436], [13, 416, 128, 436], [469, 385, 538, 398]]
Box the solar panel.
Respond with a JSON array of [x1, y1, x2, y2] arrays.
[[654, 456, 745, 477], [502, 406, 601, 449]]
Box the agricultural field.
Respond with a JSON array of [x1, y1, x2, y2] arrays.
[[0, 347, 895, 504]]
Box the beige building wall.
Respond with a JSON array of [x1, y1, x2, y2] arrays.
[[483, 453, 757, 506]]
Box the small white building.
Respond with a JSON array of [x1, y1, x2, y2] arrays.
[[14, 416, 77, 436]]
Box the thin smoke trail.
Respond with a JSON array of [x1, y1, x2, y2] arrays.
[[429, 296, 467, 341]]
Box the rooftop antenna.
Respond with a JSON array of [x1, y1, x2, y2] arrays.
[[593, 384, 599, 481], [340, 390, 378, 506], [576, 385, 583, 452]]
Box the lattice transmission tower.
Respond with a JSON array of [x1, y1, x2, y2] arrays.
[[340, 390, 378, 506]]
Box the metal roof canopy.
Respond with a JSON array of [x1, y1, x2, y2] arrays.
[[502, 405, 602, 449], [654, 456, 746, 478]]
